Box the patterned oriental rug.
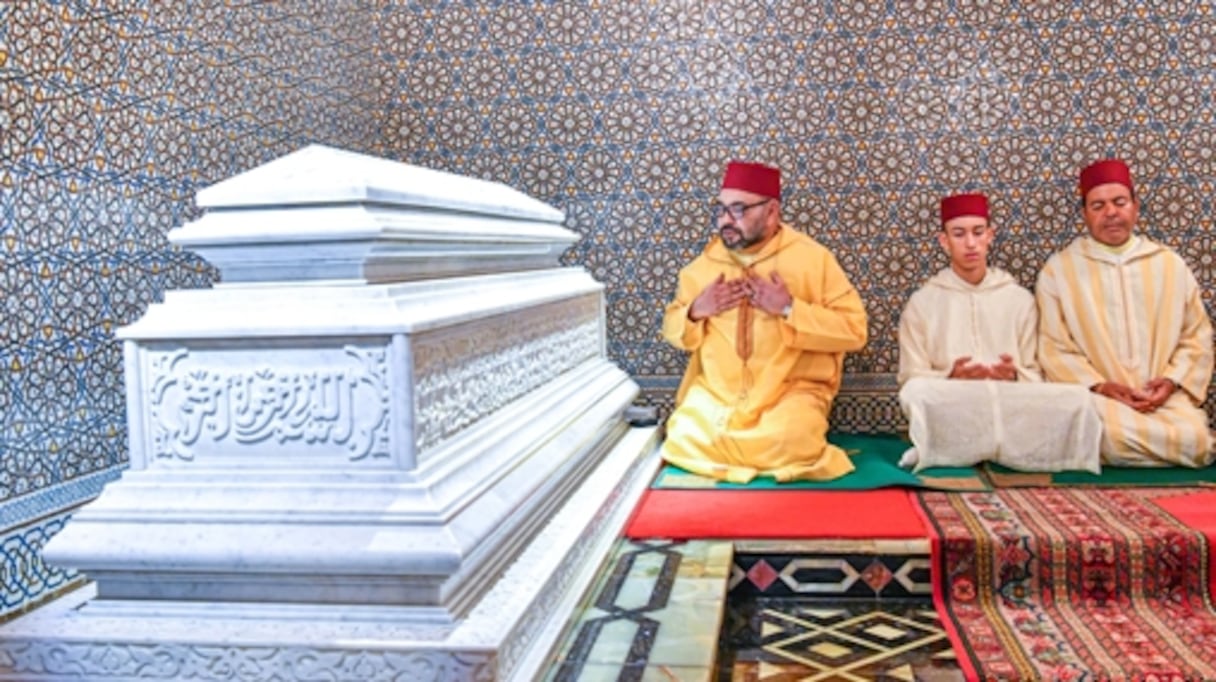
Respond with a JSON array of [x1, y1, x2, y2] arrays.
[[915, 488, 1216, 681]]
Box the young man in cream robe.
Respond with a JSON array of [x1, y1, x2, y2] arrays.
[[1036, 159, 1214, 467], [897, 193, 1101, 472], [661, 161, 868, 483]]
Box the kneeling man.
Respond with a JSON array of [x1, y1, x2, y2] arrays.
[[898, 192, 1100, 472], [661, 161, 868, 483], [1037, 159, 1214, 467]]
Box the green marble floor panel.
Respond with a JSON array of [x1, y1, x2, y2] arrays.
[[544, 539, 732, 682]]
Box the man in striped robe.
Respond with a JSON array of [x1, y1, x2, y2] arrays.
[[1036, 158, 1214, 467]]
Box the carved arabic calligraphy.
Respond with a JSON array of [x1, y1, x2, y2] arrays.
[[146, 346, 391, 462]]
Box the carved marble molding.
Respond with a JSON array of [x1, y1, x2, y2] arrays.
[[0, 642, 493, 681], [0, 429, 663, 681], [413, 294, 601, 454]]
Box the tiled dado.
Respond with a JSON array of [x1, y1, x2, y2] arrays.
[[0, 471, 116, 618], [0, 511, 86, 623]]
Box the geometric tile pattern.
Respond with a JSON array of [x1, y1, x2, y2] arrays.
[[377, 2, 1216, 432], [731, 553, 932, 600], [0, 470, 113, 619], [548, 538, 945, 680], [0, 469, 115, 530], [6, 0, 1216, 621], [0, 0, 381, 616], [0, 510, 84, 618], [0, 471, 114, 620], [717, 599, 960, 681]]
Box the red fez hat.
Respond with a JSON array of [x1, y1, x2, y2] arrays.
[[940, 192, 989, 225], [1079, 159, 1133, 197], [721, 160, 781, 200]]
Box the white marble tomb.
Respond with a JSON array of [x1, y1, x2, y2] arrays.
[[0, 145, 661, 681]]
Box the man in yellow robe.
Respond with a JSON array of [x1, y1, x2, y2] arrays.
[[1036, 158, 1214, 467], [897, 193, 1100, 473], [661, 161, 868, 483]]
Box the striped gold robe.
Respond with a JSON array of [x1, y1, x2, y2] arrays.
[[1036, 235, 1214, 467]]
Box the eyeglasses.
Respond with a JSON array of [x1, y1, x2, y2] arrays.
[[711, 199, 770, 221]]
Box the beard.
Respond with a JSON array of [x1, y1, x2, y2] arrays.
[[720, 225, 764, 251]]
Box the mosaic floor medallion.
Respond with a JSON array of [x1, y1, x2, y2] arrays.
[[716, 598, 962, 681]]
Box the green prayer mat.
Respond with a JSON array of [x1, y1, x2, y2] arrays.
[[985, 460, 1216, 487], [654, 432, 990, 491]]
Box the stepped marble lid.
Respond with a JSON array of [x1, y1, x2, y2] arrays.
[[170, 145, 578, 284], [196, 144, 564, 222]]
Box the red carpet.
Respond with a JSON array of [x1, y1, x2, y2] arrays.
[[1155, 489, 1216, 602], [915, 488, 1216, 681], [623, 488, 927, 539]]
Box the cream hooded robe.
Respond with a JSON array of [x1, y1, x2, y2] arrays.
[[897, 267, 1101, 473]]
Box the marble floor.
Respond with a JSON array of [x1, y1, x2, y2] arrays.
[[543, 540, 729, 681], [544, 539, 961, 681]]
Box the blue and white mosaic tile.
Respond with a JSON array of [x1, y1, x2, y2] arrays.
[[4, 0, 1216, 614]]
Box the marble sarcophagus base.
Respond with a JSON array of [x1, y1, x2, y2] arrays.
[[0, 145, 660, 681]]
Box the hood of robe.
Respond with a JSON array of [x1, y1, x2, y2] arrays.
[[924, 266, 1021, 293], [1075, 234, 1165, 265]]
